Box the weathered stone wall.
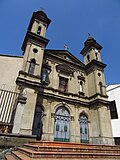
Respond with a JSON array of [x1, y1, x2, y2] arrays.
[[0, 133, 36, 147], [0, 133, 36, 159]]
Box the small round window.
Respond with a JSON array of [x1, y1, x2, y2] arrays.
[[98, 73, 101, 77], [33, 48, 38, 53]]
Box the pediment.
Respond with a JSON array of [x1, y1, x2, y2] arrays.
[[45, 49, 85, 68]]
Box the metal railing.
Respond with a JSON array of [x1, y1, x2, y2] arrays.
[[0, 88, 19, 124]]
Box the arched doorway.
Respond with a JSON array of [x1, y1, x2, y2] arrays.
[[32, 105, 44, 140], [54, 106, 70, 142], [80, 114, 89, 143]]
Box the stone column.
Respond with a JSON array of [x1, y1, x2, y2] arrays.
[[12, 95, 27, 134], [19, 88, 37, 135], [74, 105, 80, 143], [97, 106, 114, 145]]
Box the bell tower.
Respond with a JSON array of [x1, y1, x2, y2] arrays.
[[81, 36, 114, 144], [81, 35, 102, 65], [12, 11, 51, 135], [21, 10, 51, 78], [81, 35, 107, 97]]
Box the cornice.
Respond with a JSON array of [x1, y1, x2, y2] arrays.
[[89, 98, 109, 107], [19, 70, 41, 80], [41, 86, 85, 97], [85, 60, 106, 73], [16, 77, 108, 108], [38, 89, 109, 108], [89, 93, 108, 99], [22, 31, 49, 52], [16, 77, 41, 90], [38, 90, 89, 107]]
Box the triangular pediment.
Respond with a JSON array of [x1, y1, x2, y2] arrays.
[[45, 49, 85, 68]]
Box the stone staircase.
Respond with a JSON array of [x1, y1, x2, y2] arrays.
[[4, 141, 120, 160]]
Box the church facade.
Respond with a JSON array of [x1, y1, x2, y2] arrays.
[[0, 11, 114, 145]]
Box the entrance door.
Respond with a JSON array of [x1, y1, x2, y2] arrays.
[[54, 106, 70, 142], [80, 114, 89, 143], [32, 105, 43, 140]]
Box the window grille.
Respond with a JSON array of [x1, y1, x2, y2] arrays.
[[54, 106, 70, 142], [80, 114, 89, 143]]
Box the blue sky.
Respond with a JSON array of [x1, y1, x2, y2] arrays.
[[0, 0, 120, 85]]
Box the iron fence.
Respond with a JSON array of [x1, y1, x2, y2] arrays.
[[0, 89, 19, 124]]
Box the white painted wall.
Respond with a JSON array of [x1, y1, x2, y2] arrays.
[[0, 54, 23, 90], [107, 84, 120, 137]]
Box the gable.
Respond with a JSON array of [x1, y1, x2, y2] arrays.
[[44, 49, 85, 68]]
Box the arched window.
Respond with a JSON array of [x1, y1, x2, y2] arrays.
[[87, 55, 90, 62], [28, 59, 36, 75], [80, 114, 89, 143], [37, 26, 41, 35], [95, 52, 98, 60], [41, 68, 49, 84], [80, 81, 83, 92], [99, 82, 103, 95], [54, 106, 70, 142]]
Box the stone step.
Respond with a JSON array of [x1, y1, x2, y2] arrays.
[[29, 141, 120, 149], [6, 153, 119, 160], [4, 141, 120, 160], [17, 147, 120, 159], [5, 154, 17, 160], [11, 151, 31, 160], [5, 152, 48, 160], [24, 143, 120, 154]]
